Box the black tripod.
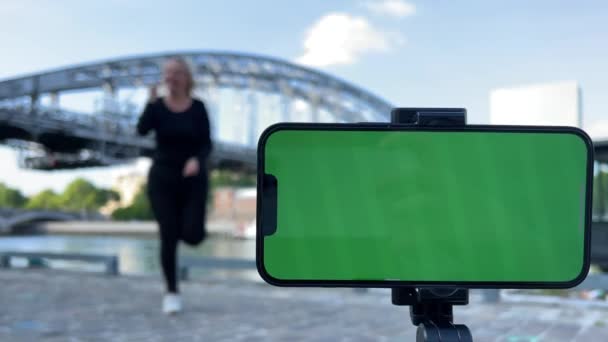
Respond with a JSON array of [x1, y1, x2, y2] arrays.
[[392, 287, 472, 342], [390, 108, 473, 342]]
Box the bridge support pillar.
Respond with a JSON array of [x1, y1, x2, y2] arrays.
[[102, 81, 116, 96], [199, 83, 220, 140], [28, 76, 40, 114], [281, 94, 291, 122], [49, 92, 59, 110], [101, 81, 118, 114], [29, 93, 39, 114], [310, 94, 320, 122], [247, 91, 258, 147]]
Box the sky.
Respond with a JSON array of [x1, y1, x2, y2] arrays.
[[0, 0, 607, 195]]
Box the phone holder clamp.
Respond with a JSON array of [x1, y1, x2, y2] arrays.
[[389, 107, 472, 342]]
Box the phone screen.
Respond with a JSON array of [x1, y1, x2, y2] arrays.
[[258, 125, 592, 287]]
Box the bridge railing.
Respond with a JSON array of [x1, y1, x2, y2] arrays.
[[1, 104, 257, 166], [0, 103, 137, 136]]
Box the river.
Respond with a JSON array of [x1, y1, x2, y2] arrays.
[[0, 234, 256, 276]]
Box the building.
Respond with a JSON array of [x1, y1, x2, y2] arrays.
[[490, 81, 582, 126], [99, 171, 146, 216], [211, 186, 256, 221]]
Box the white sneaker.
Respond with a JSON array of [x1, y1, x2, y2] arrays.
[[162, 293, 182, 315]]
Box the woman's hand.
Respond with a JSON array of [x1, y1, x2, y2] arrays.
[[183, 157, 200, 177]]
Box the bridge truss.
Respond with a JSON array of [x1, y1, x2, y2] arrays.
[[0, 51, 393, 171]]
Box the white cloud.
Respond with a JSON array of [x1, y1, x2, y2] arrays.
[[362, 0, 416, 18], [296, 13, 404, 67]]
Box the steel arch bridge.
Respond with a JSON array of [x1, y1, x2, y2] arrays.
[[0, 51, 393, 170], [0, 209, 83, 234]]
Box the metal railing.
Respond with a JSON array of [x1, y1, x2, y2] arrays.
[[179, 256, 256, 280], [5, 251, 608, 305], [0, 251, 119, 276]]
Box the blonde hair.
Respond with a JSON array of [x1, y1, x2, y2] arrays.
[[165, 57, 195, 95]]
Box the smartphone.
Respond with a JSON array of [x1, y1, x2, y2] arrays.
[[256, 123, 593, 288]]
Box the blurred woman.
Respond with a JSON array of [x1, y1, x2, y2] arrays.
[[136, 57, 212, 314]]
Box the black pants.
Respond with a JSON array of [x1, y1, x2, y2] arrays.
[[148, 163, 208, 293]]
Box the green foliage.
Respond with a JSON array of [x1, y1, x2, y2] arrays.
[[25, 178, 118, 212], [0, 182, 27, 208], [111, 184, 153, 220], [25, 189, 62, 210], [58, 178, 119, 211]]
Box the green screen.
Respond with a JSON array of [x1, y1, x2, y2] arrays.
[[261, 128, 590, 284]]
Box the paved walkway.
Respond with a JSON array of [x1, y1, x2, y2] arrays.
[[1, 270, 608, 341]]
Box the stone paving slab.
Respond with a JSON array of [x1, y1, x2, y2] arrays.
[[1, 270, 608, 341]]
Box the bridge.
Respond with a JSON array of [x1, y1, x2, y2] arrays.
[[0, 208, 103, 234], [0, 51, 392, 170]]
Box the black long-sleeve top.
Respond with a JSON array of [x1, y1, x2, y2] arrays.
[[136, 98, 213, 167]]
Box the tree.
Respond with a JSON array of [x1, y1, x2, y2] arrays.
[[0, 182, 27, 208], [112, 184, 153, 220], [25, 178, 118, 212], [58, 178, 119, 211], [25, 190, 61, 210]]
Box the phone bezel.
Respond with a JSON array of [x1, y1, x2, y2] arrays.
[[256, 123, 594, 289]]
